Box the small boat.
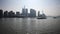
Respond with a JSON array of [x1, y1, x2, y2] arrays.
[[53, 17, 57, 18], [53, 17, 56, 18]]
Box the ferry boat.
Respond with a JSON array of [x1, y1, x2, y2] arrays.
[[37, 14, 47, 19], [37, 10, 47, 19]]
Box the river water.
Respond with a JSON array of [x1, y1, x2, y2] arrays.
[[0, 18, 60, 34]]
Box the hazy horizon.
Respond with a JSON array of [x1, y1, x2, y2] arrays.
[[0, 0, 60, 16]]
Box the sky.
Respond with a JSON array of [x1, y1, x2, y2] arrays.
[[0, 0, 60, 16]]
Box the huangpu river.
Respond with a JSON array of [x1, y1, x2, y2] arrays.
[[0, 17, 60, 34]]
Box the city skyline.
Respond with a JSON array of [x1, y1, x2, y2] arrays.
[[0, 0, 60, 16], [0, 8, 37, 18]]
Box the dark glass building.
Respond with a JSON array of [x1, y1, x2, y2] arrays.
[[22, 6, 28, 17], [4, 11, 8, 17], [38, 11, 40, 17], [0, 9, 3, 18], [16, 12, 20, 17], [8, 11, 15, 17], [30, 9, 36, 17]]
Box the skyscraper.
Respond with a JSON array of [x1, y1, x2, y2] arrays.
[[30, 9, 36, 17], [8, 11, 15, 17], [0, 9, 3, 18], [16, 12, 20, 17], [4, 11, 8, 17], [22, 6, 28, 17], [38, 11, 40, 17]]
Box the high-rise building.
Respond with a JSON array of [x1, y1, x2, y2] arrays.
[[22, 6, 28, 17], [30, 9, 36, 17], [16, 12, 20, 17], [8, 11, 15, 17], [0, 9, 3, 18], [4, 11, 8, 17], [38, 11, 40, 17]]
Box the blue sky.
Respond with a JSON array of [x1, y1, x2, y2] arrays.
[[0, 0, 60, 16]]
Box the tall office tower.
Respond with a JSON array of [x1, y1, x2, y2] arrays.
[[16, 12, 20, 17], [38, 11, 40, 17], [0, 9, 3, 18], [8, 11, 15, 17], [22, 6, 28, 17], [30, 9, 36, 17], [4, 11, 8, 17]]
